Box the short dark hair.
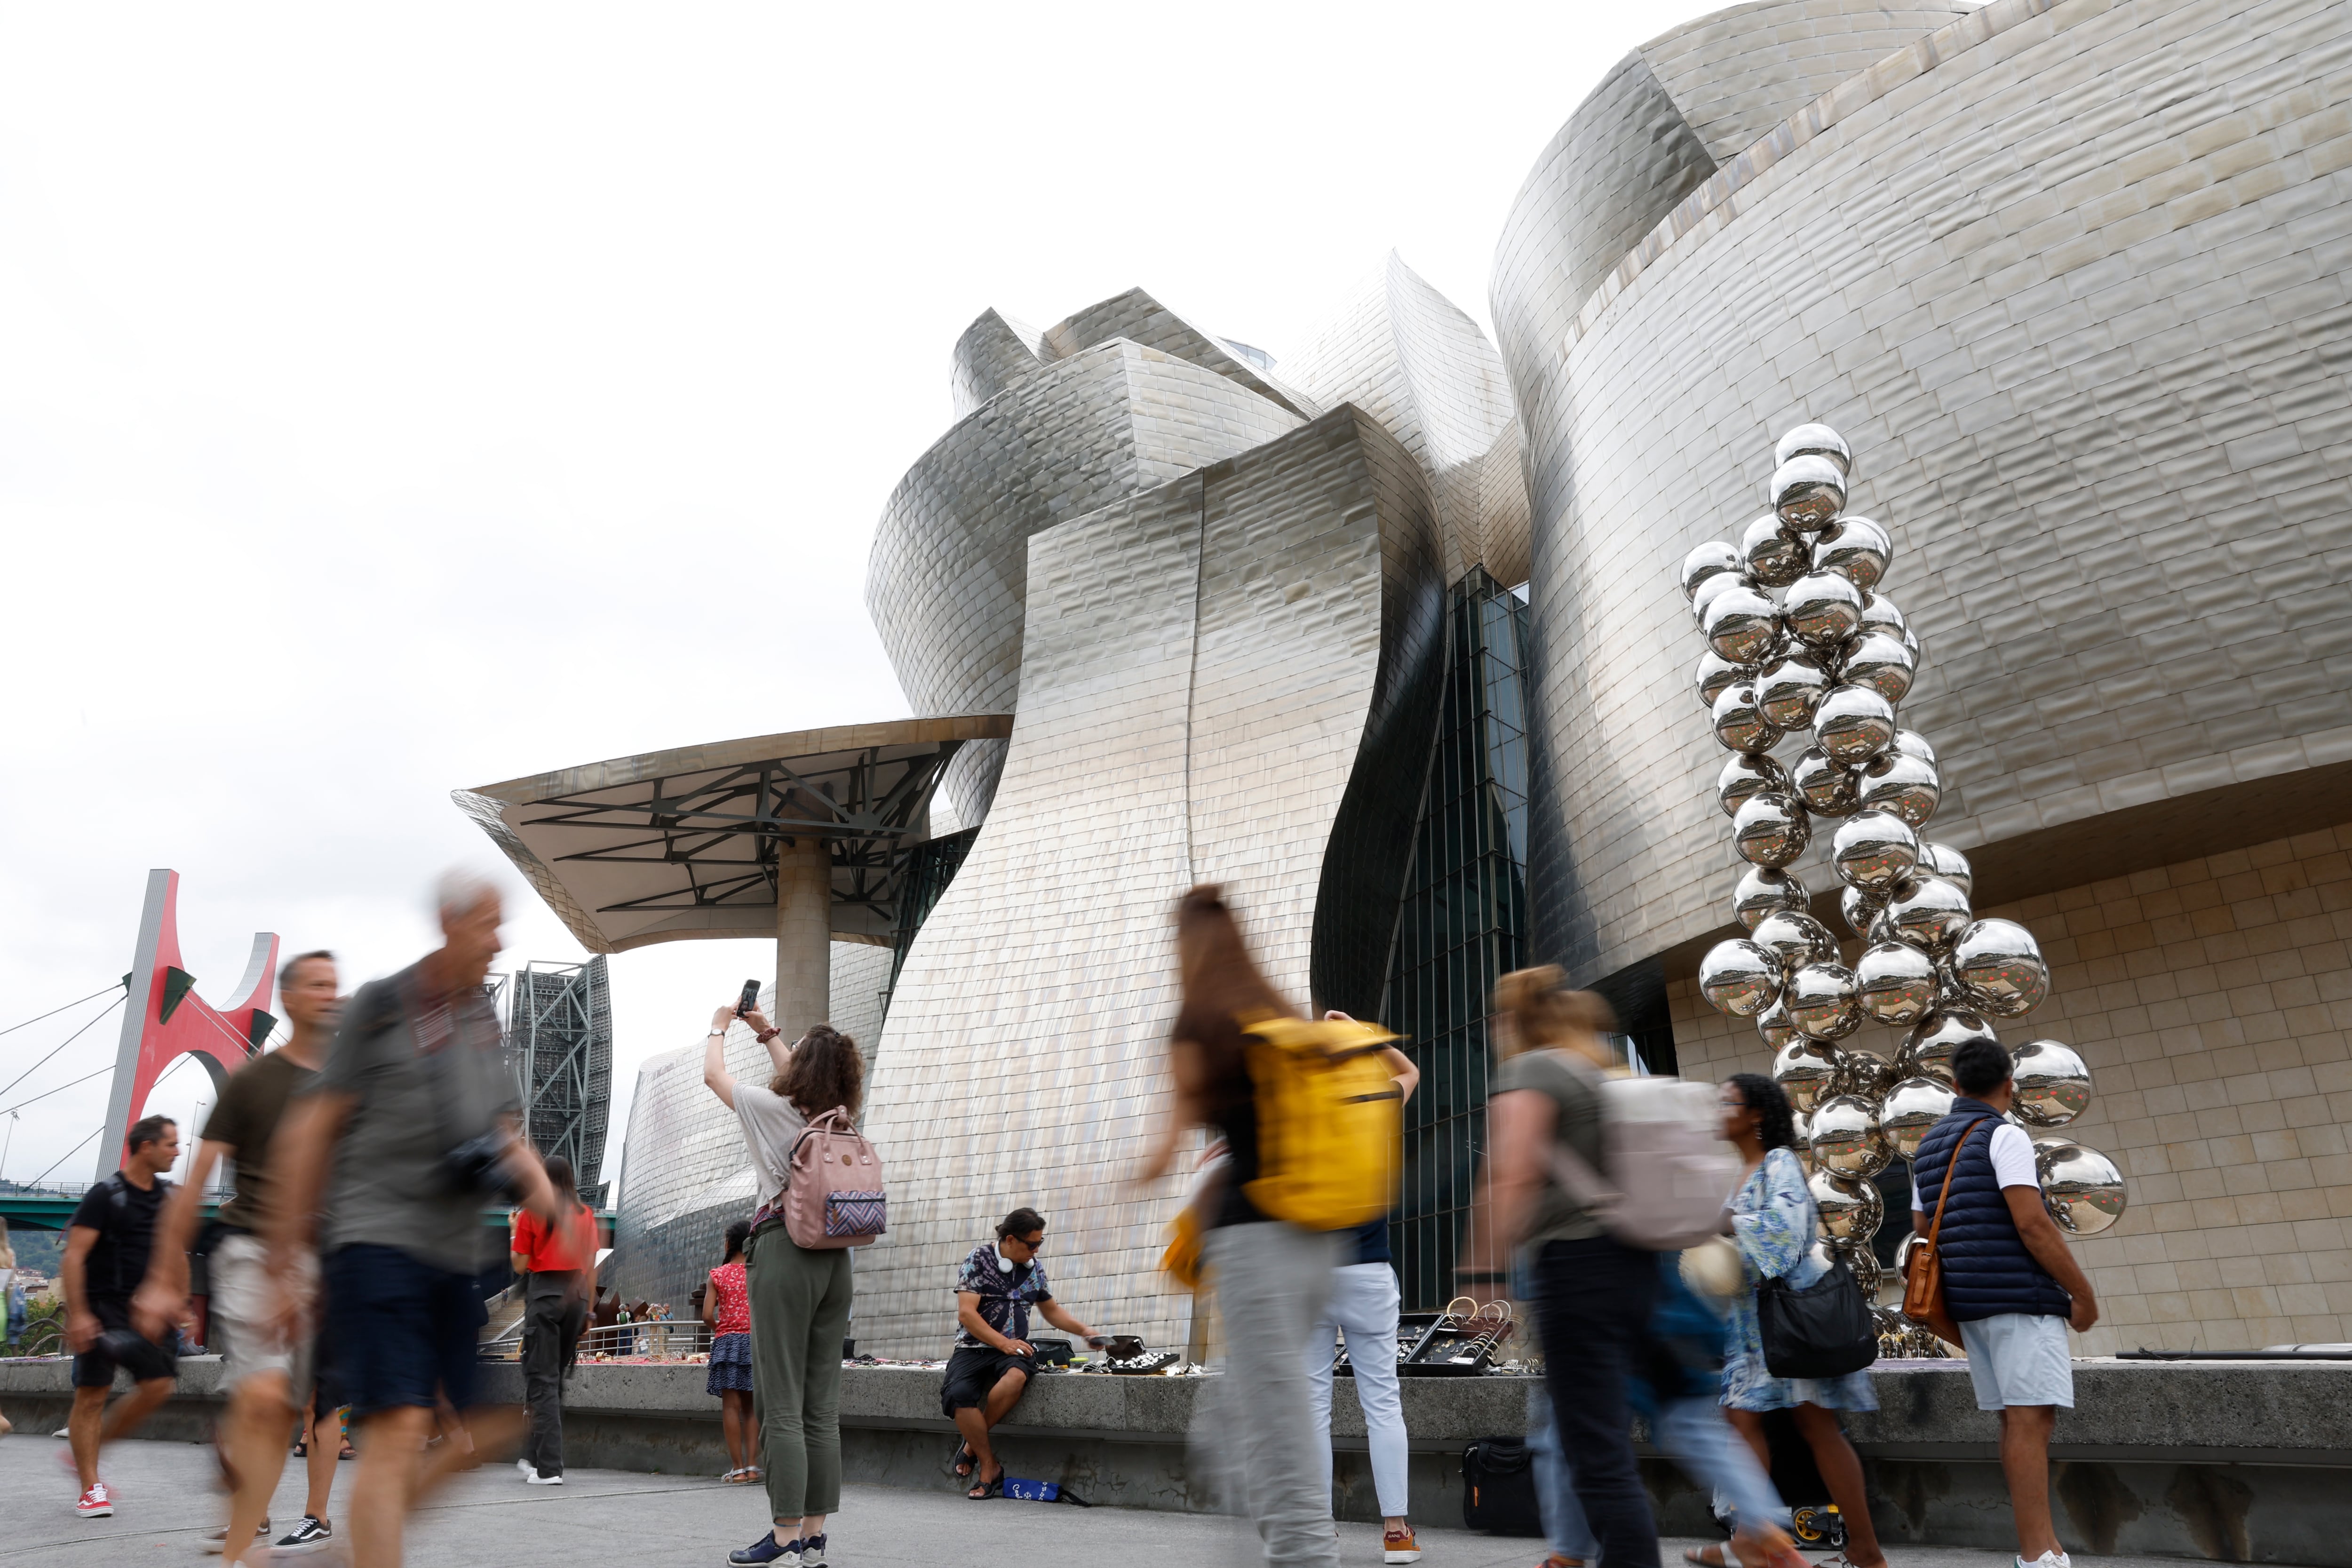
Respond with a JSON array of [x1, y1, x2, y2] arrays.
[[1953, 1038, 2013, 1098], [1725, 1074, 1798, 1152], [723, 1219, 752, 1262], [997, 1207, 1046, 1242], [127, 1114, 177, 1153], [278, 949, 335, 990]]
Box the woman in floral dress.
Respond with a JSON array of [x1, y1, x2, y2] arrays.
[[704, 1219, 759, 1483], [1716, 1073, 1887, 1568]]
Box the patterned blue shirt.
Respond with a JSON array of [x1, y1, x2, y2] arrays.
[[954, 1242, 1054, 1349]]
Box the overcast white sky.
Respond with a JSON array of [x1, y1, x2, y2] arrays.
[[0, 1, 1702, 1191]]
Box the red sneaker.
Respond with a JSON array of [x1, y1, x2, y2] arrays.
[[75, 1481, 114, 1517]]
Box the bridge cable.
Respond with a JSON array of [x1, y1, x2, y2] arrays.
[[0, 982, 124, 1043], [0, 995, 127, 1104], [28, 1124, 106, 1186]]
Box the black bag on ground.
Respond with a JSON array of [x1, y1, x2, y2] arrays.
[[1756, 1253, 1878, 1379], [1461, 1437, 1545, 1536]]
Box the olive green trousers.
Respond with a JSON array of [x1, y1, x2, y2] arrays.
[[746, 1226, 854, 1521]]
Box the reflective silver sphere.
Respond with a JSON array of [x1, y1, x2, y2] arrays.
[[1792, 747, 1861, 818], [1855, 939, 1939, 1026], [1704, 584, 1787, 665], [1839, 883, 1883, 939], [1891, 729, 1937, 766], [1810, 1168, 1884, 1242], [1734, 792, 1812, 868], [1814, 685, 1899, 766], [1899, 1007, 2000, 1086], [1858, 750, 1941, 828], [2010, 1039, 2093, 1127], [1847, 1242, 1884, 1301], [1952, 918, 2050, 1018], [1919, 840, 1972, 898], [1839, 630, 1917, 705], [1771, 1037, 1843, 1113], [1785, 571, 1866, 650], [1713, 682, 1783, 755], [1700, 938, 1783, 1016], [1680, 540, 1747, 601], [1750, 909, 1836, 971], [1857, 590, 1909, 643], [1834, 1046, 1898, 1101], [1717, 752, 1793, 818], [1832, 810, 1920, 892], [1775, 423, 1851, 476], [2038, 1140, 2127, 1236], [1734, 866, 1810, 930], [1787, 962, 1862, 1041], [1810, 1093, 1891, 1178], [1886, 874, 1975, 956], [1692, 568, 1756, 622], [1756, 996, 1802, 1051], [1812, 516, 1889, 592], [1756, 652, 1834, 732], [1881, 1076, 1956, 1160], [1695, 649, 1751, 712], [1740, 513, 1811, 588], [1772, 455, 1848, 532]]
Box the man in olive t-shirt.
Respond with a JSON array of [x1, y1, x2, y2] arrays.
[[136, 949, 340, 1564]]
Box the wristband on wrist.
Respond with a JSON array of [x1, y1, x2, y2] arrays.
[[1454, 1269, 1507, 1283], [756, 1027, 782, 1044]]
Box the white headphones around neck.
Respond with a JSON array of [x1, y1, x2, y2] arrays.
[[994, 1246, 1014, 1274]]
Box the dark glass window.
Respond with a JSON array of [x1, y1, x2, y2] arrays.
[[1380, 569, 1531, 1312]]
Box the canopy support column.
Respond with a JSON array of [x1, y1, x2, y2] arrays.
[[775, 835, 833, 1042]]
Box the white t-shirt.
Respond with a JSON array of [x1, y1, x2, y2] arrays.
[[1912, 1121, 2038, 1213], [734, 1082, 810, 1205]]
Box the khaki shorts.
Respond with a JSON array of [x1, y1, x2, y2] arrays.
[[209, 1232, 315, 1403]]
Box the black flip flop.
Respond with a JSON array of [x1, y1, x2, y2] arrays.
[[952, 1440, 974, 1479], [967, 1470, 1003, 1500]]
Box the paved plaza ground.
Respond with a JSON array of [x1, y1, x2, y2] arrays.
[[0, 1435, 2304, 1568]]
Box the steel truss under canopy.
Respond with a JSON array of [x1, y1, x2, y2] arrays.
[[454, 715, 1014, 954], [492, 958, 613, 1204]]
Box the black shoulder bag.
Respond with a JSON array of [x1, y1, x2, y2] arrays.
[[1755, 1167, 1879, 1380]]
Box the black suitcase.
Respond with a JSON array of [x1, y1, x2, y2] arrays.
[[1756, 1408, 1848, 1549], [1461, 1436, 1546, 1536]]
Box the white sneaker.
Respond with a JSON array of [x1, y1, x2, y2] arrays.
[[202, 1520, 270, 1553], [516, 1457, 534, 1478], [2016, 1554, 2071, 1568], [524, 1468, 565, 1485]]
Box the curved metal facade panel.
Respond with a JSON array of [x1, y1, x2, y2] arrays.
[[850, 407, 1443, 1357], [866, 340, 1303, 828], [1498, 0, 2352, 987], [1282, 252, 1532, 585], [1637, 0, 1971, 166]]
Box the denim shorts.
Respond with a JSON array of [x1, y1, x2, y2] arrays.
[[1957, 1312, 2074, 1409], [323, 1243, 485, 1417]]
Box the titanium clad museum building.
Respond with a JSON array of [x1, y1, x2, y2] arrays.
[[468, 0, 2352, 1358]]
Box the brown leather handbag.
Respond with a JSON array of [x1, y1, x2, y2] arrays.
[[1902, 1119, 1990, 1346]]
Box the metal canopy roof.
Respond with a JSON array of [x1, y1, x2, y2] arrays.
[[455, 714, 1012, 955]]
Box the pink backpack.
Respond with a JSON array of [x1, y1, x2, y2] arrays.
[[783, 1106, 887, 1249]]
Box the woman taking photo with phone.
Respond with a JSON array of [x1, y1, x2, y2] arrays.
[[702, 1002, 865, 1568]]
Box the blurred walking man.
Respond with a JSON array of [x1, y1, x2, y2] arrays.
[[268, 872, 559, 1568], [59, 1114, 183, 1519], [136, 949, 341, 1560]]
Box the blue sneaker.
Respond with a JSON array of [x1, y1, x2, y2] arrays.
[[800, 1535, 827, 1567], [728, 1533, 800, 1566]]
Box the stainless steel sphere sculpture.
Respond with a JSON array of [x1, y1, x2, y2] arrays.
[[1687, 425, 2128, 1334]]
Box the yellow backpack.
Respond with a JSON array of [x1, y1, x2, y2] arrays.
[[1238, 1012, 1402, 1231]]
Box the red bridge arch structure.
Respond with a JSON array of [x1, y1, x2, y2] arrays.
[[97, 869, 278, 1178]]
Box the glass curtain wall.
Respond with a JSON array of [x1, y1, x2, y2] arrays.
[[1380, 568, 1531, 1312]]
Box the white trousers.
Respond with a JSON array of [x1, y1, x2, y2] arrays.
[[1302, 1260, 1409, 1519]]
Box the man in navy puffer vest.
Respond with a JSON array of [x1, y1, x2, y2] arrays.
[[1910, 1038, 2099, 1568]]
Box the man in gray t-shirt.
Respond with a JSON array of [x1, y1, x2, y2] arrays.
[[267, 873, 556, 1568]]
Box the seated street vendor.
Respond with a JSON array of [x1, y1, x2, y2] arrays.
[[944, 1207, 1101, 1499]]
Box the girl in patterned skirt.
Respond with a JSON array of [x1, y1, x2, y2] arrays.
[[704, 1221, 758, 1482]]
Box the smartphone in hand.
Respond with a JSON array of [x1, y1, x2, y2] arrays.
[[739, 979, 762, 1017]]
